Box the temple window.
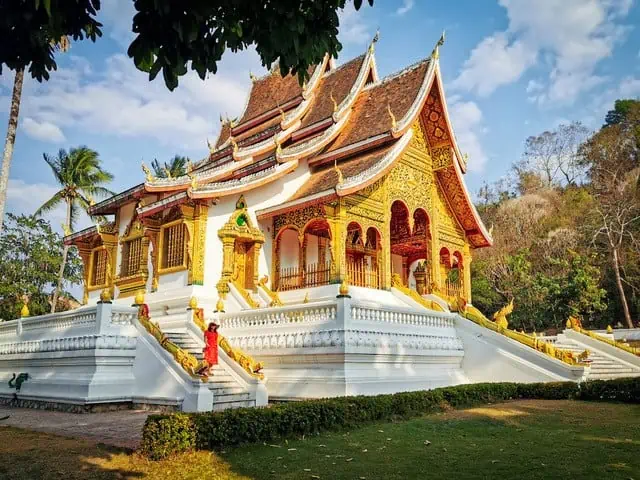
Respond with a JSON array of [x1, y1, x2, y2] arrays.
[[120, 236, 143, 277], [89, 247, 108, 288], [159, 220, 188, 272]]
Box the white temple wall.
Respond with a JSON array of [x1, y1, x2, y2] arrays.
[[279, 229, 299, 269], [203, 160, 311, 291], [306, 235, 319, 265]]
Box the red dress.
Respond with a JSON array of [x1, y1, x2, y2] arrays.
[[204, 331, 219, 365]]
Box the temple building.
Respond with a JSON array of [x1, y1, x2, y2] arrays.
[[65, 35, 491, 310], [5, 34, 629, 412]]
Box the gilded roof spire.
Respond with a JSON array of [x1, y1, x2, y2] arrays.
[[231, 136, 238, 153], [369, 29, 380, 53], [334, 158, 344, 185], [141, 161, 154, 182], [330, 90, 338, 112], [207, 137, 215, 154], [387, 104, 397, 130], [249, 71, 257, 82], [431, 31, 445, 60]]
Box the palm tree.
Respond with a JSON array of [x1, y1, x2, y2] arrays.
[[151, 155, 189, 179], [0, 38, 71, 234], [36, 146, 114, 313], [0, 68, 25, 234]]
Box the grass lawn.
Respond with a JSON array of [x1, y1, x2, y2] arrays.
[[1, 399, 638, 479]]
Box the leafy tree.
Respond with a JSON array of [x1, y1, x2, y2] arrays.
[[0, 0, 374, 90], [580, 103, 640, 328], [0, 214, 82, 321], [604, 99, 640, 127], [151, 155, 189, 179], [36, 147, 114, 313]]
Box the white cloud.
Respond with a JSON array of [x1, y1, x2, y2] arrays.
[[22, 117, 65, 143], [12, 50, 262, 153], [453, 32, 536, 96], [6, 179, 65, 226], [339, 4, 372, 46], [99, 0, 136, 48], [449, 100, 488, 172], [453, 0, 633, 105], [6, 179, 95, 233], [396, 0, 415, 16]]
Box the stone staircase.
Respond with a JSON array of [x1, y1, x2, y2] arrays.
[[545, 334, 640, 380], [164, 330, 257, 411]]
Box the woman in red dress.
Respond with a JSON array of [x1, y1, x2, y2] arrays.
[[203, 322, 219, 375]]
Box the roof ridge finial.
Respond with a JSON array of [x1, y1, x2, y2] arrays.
[[250, 70, 257, 82], [207, 138, 215, 154], [387, 104, 397, 130], [231, 136, 238, 153], [369, 28, 380, 53], [334, 158, 344, 185], [330, 90, 338, 112], [431, 31, 445, 60]]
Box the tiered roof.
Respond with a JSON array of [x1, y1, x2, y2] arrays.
[[86, 35, 491, 248]]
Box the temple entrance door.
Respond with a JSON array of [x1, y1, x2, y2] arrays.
[[233, 240, 256, 291]]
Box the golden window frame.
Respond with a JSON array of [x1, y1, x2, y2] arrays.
[[157, 219, 189, 275], [87, 246, 109, 291]]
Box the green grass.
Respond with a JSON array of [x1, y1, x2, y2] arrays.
[[1, 400, 639, 479]]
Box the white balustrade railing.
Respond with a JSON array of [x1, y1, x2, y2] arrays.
[[0, 303, 138, 355], [350, 303, 455, 329], [218, 301, 337, 329]]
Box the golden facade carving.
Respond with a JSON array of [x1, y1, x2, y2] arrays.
[[273, 205, 326, 238], [217, 195, 265, 298], [116, 214, 149, 298]]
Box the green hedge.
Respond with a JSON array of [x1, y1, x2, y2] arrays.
[[141, 378, 639, 460]]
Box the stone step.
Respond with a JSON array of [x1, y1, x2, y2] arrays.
[[212, 399, 255, 411], [207, 386, 247, 395], [588, 372, 640, 380]]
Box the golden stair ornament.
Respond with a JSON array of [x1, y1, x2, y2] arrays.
[[134, 290, 145, 306], [99, 288, 112, 304], [492, 299, 514, 330]]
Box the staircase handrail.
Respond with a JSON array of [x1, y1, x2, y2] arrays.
[[230, 279, 259, 309], [191, 308, 264, 380], [257, 276, 283, 306], [391, 274, 445, 312], [462, 305, 588, 367], [567, 317, 640, 357], [138, 304, 208, 381]]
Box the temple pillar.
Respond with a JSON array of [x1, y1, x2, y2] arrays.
[[429, 214, 441, 291], [299, 232, 307, 287], [463, 244, 472, 303], [141, 218, 161, 292], [77, 245, 91, 304], [328, 202, 347, 282], [217, 236, 236, 297], [189, 203, 208, 286]]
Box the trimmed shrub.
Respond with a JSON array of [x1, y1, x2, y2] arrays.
[[578, 378, 640, 403], [140, 413, 196, 461], [140, 377, 640, 459]]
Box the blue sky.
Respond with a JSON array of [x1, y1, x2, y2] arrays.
[[1, 0, 639, 232]]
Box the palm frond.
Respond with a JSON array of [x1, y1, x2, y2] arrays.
[[34, 190, 65, 217]]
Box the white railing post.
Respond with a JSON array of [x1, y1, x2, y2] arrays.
[[95, 301, 114, 335]]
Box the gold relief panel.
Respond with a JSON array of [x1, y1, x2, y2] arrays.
[[273, 204, 326, 238], [432, 146, 453, 171]]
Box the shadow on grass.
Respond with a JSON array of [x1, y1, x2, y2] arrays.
[[0, 426, 143, 480]]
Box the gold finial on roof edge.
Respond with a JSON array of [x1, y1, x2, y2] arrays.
[[431, 31, 445, 60], [387, 104, 397, 130], [333, 158, 344, 185]]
